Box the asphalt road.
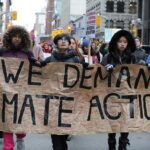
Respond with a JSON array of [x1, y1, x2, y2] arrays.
[[0, 132, 150, 150]]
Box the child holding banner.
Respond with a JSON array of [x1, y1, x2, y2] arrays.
[[0, 26, 37, 150], [134, 37, 148, 64], [41, 33, 82, 150], [101, 30, 136, 150], [69, 36, 84, 61]]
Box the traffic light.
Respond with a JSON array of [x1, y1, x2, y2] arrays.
[[96, 15, 101, 27], [133, 24, 137, 35], [67, 26, 72, 33], [131, 24, 137, 37], [11, 11, 17, 20]]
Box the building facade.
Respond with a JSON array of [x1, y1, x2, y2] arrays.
[[1, 0, 12, 32], [0, 0, 3, 33], [45, 0, 54, 34], [60, 0, 86, 28], [86, 0, 138, 40], [35, 12, 46, 36], [141, 0, 150, 45], [51, 0, 62, 29], [72, 15, 87, 39]]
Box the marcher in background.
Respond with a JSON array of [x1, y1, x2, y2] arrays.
[[69, 36, 84, 61], [81, 39, 93, 64], [42, 42, 52, 59], [81, 39, 90, 55], [1, 25, 37, 150], [99, 42, 109, 56], [42, 42, 52, 53], [48, 44, 53, 53], [41, 33, 81, 150], [30, 33, 45, 61], [81, 39, 100, 64], [90, 41, 103, 63], [101, 30, 136, 150], [134, 37, 148, 64]]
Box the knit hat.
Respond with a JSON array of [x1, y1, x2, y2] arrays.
[[82, 39, 90, 47]]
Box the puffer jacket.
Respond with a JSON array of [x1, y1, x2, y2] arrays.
[[133, 48, 148, 64], [101, 51, 136, 67]]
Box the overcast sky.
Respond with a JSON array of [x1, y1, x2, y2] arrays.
[[12, 0, 46, 31]]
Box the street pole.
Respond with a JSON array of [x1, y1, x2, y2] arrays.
[[35, 13, 45, 36], [141, 0, 144, 44], [45, 0, 54, 35], [5, 0, 11, 31], [0, 0, 3, 33]]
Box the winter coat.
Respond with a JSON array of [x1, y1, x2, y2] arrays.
[[101, 51, 136, 67], [0, 48, 33, 59], [133, 48, 148, 64], [43, 48, 81, 64], [32, 44, 44, 61]]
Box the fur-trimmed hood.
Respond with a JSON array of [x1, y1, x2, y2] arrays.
[[108, 30, 136, 54], [2, 25, 31, 52]]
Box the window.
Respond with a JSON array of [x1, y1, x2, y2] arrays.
[[0, 2, 3, 7], [116, 20, 124, 29], [129, 2, 137, 14], [117, 1, 124, 13], [106, 1, 114, 12], [106, 20, 114, 28]]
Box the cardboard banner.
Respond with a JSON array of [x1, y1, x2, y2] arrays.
[[0, 57, 150, 134]]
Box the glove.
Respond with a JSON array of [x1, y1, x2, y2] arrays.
[[82, 62, 89, 68], [146, 55, 150, 70], [28, 57, 37, 63], [138, 60, 146, 65], [105, 64, 114, 72], [28, 58, 41, 67], [40, 61, 47, 67]]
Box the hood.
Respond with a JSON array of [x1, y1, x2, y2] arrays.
[[2, 25, 31, 52], [108, 30, 136, 55]]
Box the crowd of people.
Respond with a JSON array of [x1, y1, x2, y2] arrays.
[[0, 25, 149, 150]]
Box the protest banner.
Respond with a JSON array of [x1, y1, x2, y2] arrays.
[[0, 57, 150, 134]]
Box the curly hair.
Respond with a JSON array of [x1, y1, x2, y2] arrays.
[[2, 25, 31, 52]]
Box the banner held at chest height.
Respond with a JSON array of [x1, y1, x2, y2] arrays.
[[0, 57, 150, 134]]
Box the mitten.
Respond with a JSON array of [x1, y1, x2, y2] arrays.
[[105, 64, 114, 72]]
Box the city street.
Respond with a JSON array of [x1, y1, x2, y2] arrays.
[[0, 0, 150, 150], [0, 132, 150, 150]]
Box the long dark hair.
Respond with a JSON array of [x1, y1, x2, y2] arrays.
[[109, 30, 136, 55]]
